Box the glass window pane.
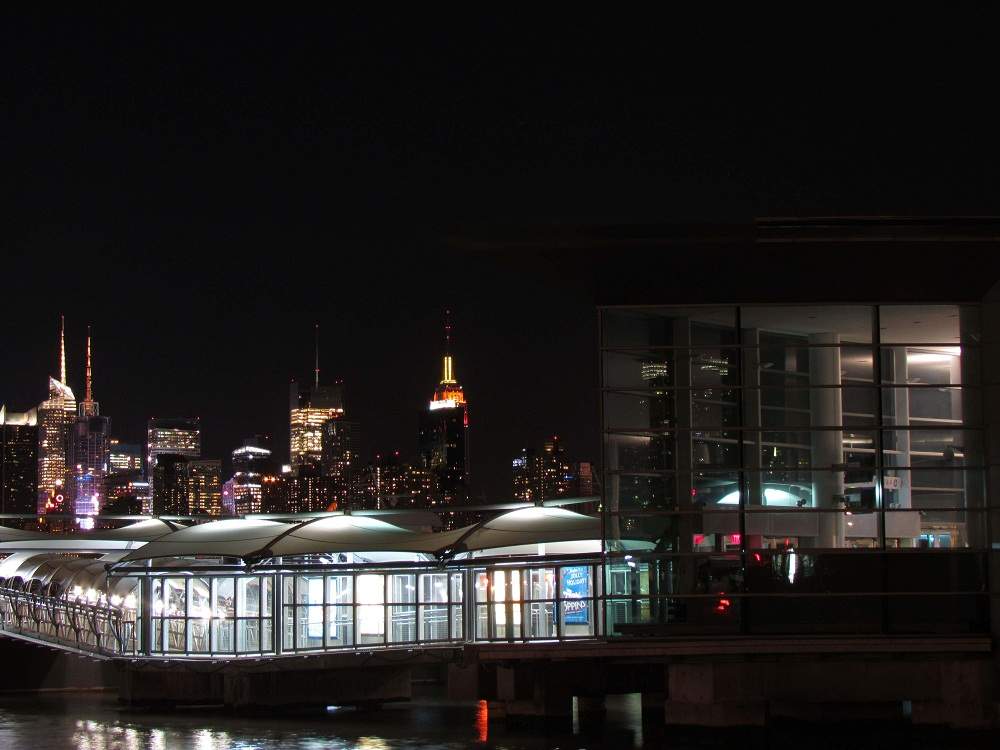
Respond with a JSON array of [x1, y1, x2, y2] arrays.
[[883, 468, 984, 511], [166, 619, 186, 652], [745, 509, 880, 549], [189, 577, 210, 620], [420, 604, 449, 641], [449, 572, 463, 603], [212, 578, 234, 619], [212, 619, 234, 653], [419, 573, 448, 603], [237, 577, 260, 617], [326, 575, 353, 605], [603, 349, 739, 390], [297, 605, 323, 649], [602, 307, 737, 349], [326, 605, 354, 647], [880, 345, 976, 386], [262, 576, 273, 617], [237, 619, 259, 653], [389, 605, 416, 643], [296, 575, 324, 605], [741, 306, 873, 344], [882, 386, 978, 426], [606, 511, 740, 553], [356, 574, 385, 645], [883, 429, 982, 468], [878, 305, 979, 345], [450, 604, 464, 641], [164, 578, 185, 617], [188, 617, 208, 653], [749, 345, 875, 387], [390, 574, 416, 604], [261, 619, 273, 652]]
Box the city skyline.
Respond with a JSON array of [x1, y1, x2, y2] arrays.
[[4, 312, 596, 506]]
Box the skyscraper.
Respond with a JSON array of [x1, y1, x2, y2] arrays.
[[185, 459, 222, 515], [1, 406, 38, 514], [289, 325, 344, 470], [147, 418, 201, 513], [512, 447, 538, 502], [226, 436, 274, 515], [321, 418, 359, 509], [36, 316, 76, 513], [151, 453, 189, 515], [67, 328, 111, 516], [418, 311, 470, 504], [109, 439, 143, 475]]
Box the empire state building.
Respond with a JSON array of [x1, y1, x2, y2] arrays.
[[418, 312, 469, 504]]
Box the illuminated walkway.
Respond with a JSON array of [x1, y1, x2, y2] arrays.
[[1, 504, 645, 659]]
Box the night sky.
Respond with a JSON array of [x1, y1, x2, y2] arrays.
[[5, 19, 1000, 500]]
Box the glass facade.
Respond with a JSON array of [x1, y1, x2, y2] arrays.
[[601, 303, 988, 634]]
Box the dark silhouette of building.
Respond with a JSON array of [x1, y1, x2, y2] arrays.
[[321, 418, 359, 509], [151, 453, 189, 515], [1, 406, 38, 514]]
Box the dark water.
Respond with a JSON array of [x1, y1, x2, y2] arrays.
[[0, 692, 995, 750]]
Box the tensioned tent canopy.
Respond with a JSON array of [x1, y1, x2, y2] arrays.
[[0, 526, 50, 543], [0, 519, 185, 552], [117, 519, 291, 562], [444, 507, 602, 553], [116, 507, 612, 563]]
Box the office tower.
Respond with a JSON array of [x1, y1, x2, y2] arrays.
[[37, 316, 76, 513], [260, 468, 333, 514], [321, 418, 359, 509], [1, 406, 38, 514], [512, 447, 538, 502], [185, 459, 222, 515], [232, 435, 274, 475], [104, 473, 145, 514], [290, 326, 344, 470], [109, 439, 143, 475], [225, 437, 273, 515], [539, 435, 570, 500], [355, 452, 437, 510], [147, 417, 200, 510], [151, 453, 189, 515], [67, 328, 111, 515], [418, 312, 469, 504]]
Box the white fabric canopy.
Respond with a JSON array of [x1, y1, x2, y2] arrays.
[[0, 526, 49, 543], [117, 519, 291, 562], [447, 507, 601, 553], [264, 515, 438, 557]]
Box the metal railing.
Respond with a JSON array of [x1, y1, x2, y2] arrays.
[[0, 586, 137, 656]]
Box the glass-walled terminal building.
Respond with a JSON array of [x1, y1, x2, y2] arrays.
[[600, 302, 990, 634]]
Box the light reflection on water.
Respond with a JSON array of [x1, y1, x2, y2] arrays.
[[1, 693, 648, 750]]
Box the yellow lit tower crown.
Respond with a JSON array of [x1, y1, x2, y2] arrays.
[[430, 310, 467, 416]]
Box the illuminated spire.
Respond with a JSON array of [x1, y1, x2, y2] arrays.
[[85, 325, 93, 403], [314, 323, 320, 389], [59, 314, 66, 384], [441, 309, 456, 385]]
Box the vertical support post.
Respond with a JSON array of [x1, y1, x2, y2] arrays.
[[274, 572, 284, 655], [873, 307, 889, 634], [140, 574, 152, 656]]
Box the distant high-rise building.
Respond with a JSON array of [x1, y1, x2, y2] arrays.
[[104, 473, 146, 514], [151, 453, 189, 515], [418, 312, 469, 504], [109, 440, 143, 475], [321, 418, 359, 509], [67, 328, 111, 515], [225, 436, 273, 515], [232, 435, 274, 475], [512, 437, 590, 502], [261, 467, 333, 514], [1, 406, 38, 514], [147, 417, 200, 511], [185, 459, 222, 515], [512, 447, 539, 502], [290, 327, 345, 469], [37, 316, 76, 513], [539, 435, 570, 500], [355, 452, 437, 510]]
